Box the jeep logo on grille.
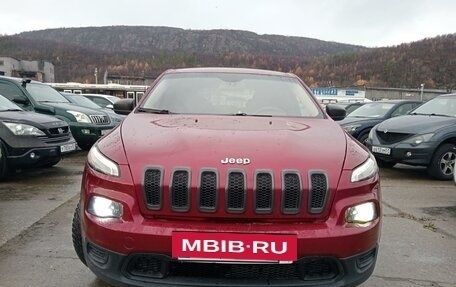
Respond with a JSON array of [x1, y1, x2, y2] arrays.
[[221, 157, 251, 165]]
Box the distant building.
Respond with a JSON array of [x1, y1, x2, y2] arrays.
[[104, 71, 156, 86], [0, 56, 55, 82]]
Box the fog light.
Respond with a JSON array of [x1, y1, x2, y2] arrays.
[[346, 202, 378, 224], [30, 152, 36, 159], [81, 129, 91, 134], [88, 196, 123, 218], [406, 152, 412, 157]]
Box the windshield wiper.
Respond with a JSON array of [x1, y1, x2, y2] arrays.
[[1, 109, 23, 112], [137, 107, 172, 114], [231, 112, 272, 117], [411, 112, 451, 117]]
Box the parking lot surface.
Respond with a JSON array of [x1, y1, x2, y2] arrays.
[[0, 151, 455, 287]]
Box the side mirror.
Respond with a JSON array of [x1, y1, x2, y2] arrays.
[[326, 104, 346, 121], [12, 95, 29, 105], [106, 104, 114, 109], [114, 99, 135, 115]]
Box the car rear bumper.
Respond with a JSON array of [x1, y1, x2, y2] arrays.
[[83, 239, 378, 287]]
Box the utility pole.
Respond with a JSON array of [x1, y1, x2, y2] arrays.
[[94, 68, 98, 84], [420, 83, 424, 101]]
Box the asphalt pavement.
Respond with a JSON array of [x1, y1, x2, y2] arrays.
[[0, 151, 454, 287]]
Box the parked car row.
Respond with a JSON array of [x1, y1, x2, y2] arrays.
[[0, 75, 126, 180], [335, 95, 456, 180]]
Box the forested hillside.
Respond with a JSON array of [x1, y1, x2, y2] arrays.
[[0, 26, 454, 89]]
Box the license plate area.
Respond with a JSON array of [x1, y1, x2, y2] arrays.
[[372, 146, 391, 155], [60, 143, 76, 153], [172, 232, 297, 263]]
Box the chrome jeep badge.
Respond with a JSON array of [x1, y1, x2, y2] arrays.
[[221, 157, 251, 165]]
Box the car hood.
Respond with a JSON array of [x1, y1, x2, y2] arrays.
[[0, 111, 67, 128], [376, 115, 456, 134], [120, 114, 347, 186], [339, 116, 383, 126], [41, 102, 108, 116]]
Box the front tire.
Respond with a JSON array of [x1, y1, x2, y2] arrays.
[[72, 203, 87, 266], [428, 143, 456, 180]]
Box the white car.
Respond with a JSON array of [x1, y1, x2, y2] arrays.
[[82, 94, 120, 109]]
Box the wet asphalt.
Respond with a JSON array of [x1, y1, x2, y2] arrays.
[[0, 151, 455, 287]]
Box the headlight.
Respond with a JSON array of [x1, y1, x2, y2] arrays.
[[346, 202, 378, 224], [3, 122, 45, 136], [402, 133, 434, 146], [87, 146, 120, 176], [351, 155, 378, 182], [67, 110, 91, 123], [87, 195, 123, 218], [367, 128, 375, 141], [342, 124, 361, 133]]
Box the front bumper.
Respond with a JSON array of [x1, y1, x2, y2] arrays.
[[83, 240, 378, 287], [69, 122, 115, 149], [4, 136, 77, 168], [367, 141, 436, 166]]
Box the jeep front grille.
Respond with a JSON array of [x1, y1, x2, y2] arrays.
[[199, 171, 217, 212], [282, 172, 302, 214], [89, 115, 110, 125], [255, 172, 273, 213], [309, 172, 328, 214], [171, 170, 190, 212], [144, 168, 162, 210], [142, 168, 329, 216], [226, 171, 246, 213]]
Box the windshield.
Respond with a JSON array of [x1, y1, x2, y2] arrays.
[[141, 73, 322, 117], [411, 96, 456, 117], [0, 94, 23, 111], [348, 102, 395, 118], [67, 95, 101, 109], [26, 83, 70, 103], [106, 96, 120, 103]]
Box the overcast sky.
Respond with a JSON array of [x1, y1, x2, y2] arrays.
[[1, 0, 455, 47]]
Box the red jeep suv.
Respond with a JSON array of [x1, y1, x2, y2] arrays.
[[72, 68, 381, 287]]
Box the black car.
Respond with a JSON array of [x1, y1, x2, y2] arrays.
[[336, 102, 365, 115], [339, 100, 422, 145], [366, 94, 456, 180], [0, 94, 76, 180], [60, 92, 126, 125], [0, 76, 116, 150]]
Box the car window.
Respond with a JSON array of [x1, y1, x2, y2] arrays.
[[412, 96, 456, 117], [68, 95, 102, 109], [0, 82, 25, 101], [141, 72, 322, 117], [348, 102, 395, 118], [390, 103, 416, 117], [26, 83, 69, 103], [0, 94, 23, 111], [89, 97, 111, 108]]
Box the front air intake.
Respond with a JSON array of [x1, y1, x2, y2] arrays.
[[308, 172, 329, 214], [144, 168, 163, 210], [282, 172, 302, 214]]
